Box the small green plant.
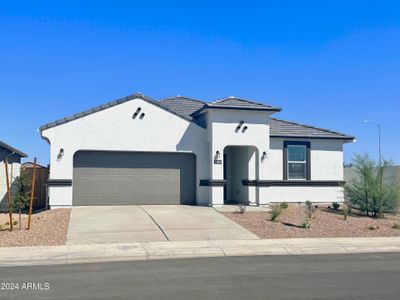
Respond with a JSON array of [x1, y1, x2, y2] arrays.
[[301, 221, 311, 229], [270, 205, 283, 222], [304, 201, 315, 219], [12, 220, 18, 226], [332, 202, 340, 210], [392, 223, 400, 229], [280, 202, 288, 209], [0, 224, 6, 231], [367, 225, 378, 230]]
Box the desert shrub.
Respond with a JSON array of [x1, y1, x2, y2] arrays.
[[236, 204, 246, 214], [392, 223, 400, 229], [332, 202, 340, 210], [270, 205, 282, 222], [0, 224, 6, 231], [367, 225, 378, 230], [343, 203, 352, 220], [12, 220, 18, 226], [301, 221, 311, 229], [280, 202, 288, 209], [345, 154, 400, 217], [304, 201, 315, 219]]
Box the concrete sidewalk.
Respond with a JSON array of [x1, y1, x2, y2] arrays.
[[1, 237, 400, 267]]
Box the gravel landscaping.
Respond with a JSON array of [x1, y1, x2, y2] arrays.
[[0, 209, 71, 247], [222, 205, 400, 239]]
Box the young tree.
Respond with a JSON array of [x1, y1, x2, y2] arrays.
[[13, 172, 31, 229], [345, 154, 400, 217]]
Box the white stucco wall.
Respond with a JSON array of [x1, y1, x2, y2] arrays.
[[206, 109, 271, 206], [265, 138, 344, 180], [41, 97, 209, 207], [207, 109, 270, 179], [259, 137, 346, 204], [0, 160, 21, 210], [260, 186, 344, 204]]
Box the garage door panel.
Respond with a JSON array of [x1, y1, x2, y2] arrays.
[[73, 151, 196, 206]]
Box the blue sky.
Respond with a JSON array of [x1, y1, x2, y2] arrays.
[[0, 1, 399, 165]]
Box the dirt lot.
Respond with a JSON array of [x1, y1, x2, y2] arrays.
[[0, 209, 71, 247], [222, 205, 400, 239]]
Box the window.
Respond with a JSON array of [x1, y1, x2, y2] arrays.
[[284, 141, 310, 180]]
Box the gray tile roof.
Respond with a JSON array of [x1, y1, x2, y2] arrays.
[[39, 93, 196, 132], [270, 118, 354, 140], [159, 96, 206, 120], [190, 96, 281, 116], [0, 140, 28, 157], [209, 96, 282, 111], [39, 93, 354, 140]]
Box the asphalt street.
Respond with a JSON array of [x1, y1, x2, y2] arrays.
[[1, 253, 400, 299]]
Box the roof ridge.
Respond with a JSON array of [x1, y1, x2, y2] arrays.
[[211, 96, 273, 107], [160, 95, 206, 104], [271, 117, 353, 138]]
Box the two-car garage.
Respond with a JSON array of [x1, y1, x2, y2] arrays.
[[73, 151, 196, 206]]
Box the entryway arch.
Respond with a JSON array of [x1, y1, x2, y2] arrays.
[[223, 145, 259, 205]]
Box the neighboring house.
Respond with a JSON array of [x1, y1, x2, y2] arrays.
[[39, 93, 354, 208], [0, 140, 27, 210]]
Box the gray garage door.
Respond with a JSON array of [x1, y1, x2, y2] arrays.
[[73, 151, 196, 206]]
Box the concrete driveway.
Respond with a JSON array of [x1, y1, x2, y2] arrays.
[[66, 205, 258, 245]]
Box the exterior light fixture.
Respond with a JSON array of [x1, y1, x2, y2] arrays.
[[242, 126, 248, 133], [261, 151, 267, 161], [214, 150, 222, 164], [57, 148, 64, 160], [139, 113, 145, 119]]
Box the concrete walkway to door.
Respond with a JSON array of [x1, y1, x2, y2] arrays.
[[66, 205, 258, 245]]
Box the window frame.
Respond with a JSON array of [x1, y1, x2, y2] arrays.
[[283, 141, 311, 180]]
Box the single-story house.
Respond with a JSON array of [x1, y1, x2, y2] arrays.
[[0, 140, 28, 210], [39, 93, 354, 208]]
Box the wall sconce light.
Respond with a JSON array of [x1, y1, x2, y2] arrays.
[[242, 126, 248, 133], [139, 113, 145, 119], [261, 151, 267, 161], [57, 148, 64, 160], [215, 150, 220, 160]]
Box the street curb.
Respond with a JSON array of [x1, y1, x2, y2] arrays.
[[1, 237, 400, 266]]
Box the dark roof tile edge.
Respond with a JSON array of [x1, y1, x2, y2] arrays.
[[39, 93, 201, 132], [0, 140, 28, 157], [270, 118, 355, 140]]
